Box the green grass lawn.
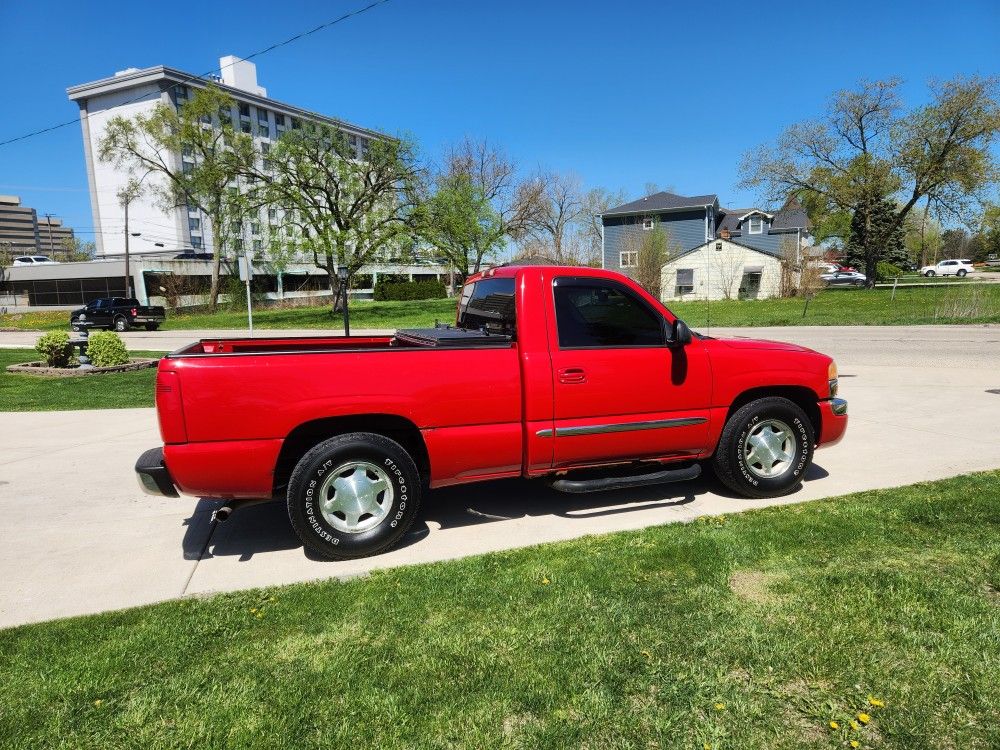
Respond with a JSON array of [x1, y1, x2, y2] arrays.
[[3, 285, 998, 333], [0, 348, 159, 411], [2, 472, 998, 749]]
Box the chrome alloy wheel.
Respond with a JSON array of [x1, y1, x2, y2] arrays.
[[317, 461, 394, 534], [742, 419, 797, 478]]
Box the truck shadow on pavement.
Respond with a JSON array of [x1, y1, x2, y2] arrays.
[[182, 462, 829, 562]]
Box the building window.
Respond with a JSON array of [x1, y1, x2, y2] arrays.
[[642, 218, 654, 230], [241, 121, 251, 134], [182, 162, 194, 175], [748, 216, 763, 234], [251, 222, 260, 236], [675, 268, 695, 295], [231, 221, 242, 235], [620, 250, 638, 268], [253, 239, 262, 252], [258, 124, 269, 138], [349, 134, 357, 146], [268, 208, 277, 222], [190, 237, 202, 249], [239, 102, 250, 117], [189, 217, 201, 231], [291, 117, 301, 130], [275, 113, 286, 127], [219, 107, 232, 125]]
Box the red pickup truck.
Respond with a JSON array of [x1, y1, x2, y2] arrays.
[[137, 265, 846, 559]]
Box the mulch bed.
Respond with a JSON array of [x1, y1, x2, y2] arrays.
[[4, 358, 159, 377]]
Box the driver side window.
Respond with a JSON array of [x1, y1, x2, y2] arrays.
[[553, 279, 664, 348]]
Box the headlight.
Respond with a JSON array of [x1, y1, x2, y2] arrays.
[[828, 360, 838, 397]]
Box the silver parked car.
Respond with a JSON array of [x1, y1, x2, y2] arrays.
[[821, 270, 868, 287]]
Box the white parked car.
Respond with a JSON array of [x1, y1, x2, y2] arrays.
[[920, 259, 974, 277], [12, 255, 59, 265]]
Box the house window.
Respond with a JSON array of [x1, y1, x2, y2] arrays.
[[188, 217, 200, 231], [251, 222, 260, 236], [190, 237, 202, 249], [748, 216, 763, 234], [241, 121, 252, 134], [268, 208, 277, 222], [239, 103, 250, 117], [620, 250, 638, 268], [642, 218, 654, 230], [675, 268, 695, 295]]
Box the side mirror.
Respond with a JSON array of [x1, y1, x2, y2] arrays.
[[669, 319, 692, 347]]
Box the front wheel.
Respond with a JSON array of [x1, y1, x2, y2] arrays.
[[114, 316, 129, 332], [712, 397, 815, 499], [287, 432, 422, 560], [957, 269, 968, 277]]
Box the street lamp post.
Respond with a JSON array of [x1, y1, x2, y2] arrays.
[[337, 264, 350, 336]]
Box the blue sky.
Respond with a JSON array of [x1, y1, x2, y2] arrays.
[[1, 0, 998, 241]]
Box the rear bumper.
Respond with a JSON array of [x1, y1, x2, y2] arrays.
[[817, 398, 848, 448], [135, 447, 179, 497]]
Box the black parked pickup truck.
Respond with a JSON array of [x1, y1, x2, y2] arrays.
[[70, 297, 166, 332]]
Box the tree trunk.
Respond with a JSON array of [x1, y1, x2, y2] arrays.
[[208, 208, 223, 311], [919, 199, 931, 267]]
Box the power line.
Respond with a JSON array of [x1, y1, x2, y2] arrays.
[[0, 0, 392, 149]]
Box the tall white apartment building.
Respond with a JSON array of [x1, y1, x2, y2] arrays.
[[67, 55, 387, 258]]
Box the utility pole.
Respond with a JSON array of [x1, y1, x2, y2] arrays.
[[42, 213, 55, 260]]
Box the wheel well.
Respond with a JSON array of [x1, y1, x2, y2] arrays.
[[271, 414, 430, 497], [727, 386, 821, 439]]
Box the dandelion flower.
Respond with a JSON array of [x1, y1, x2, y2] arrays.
[[542, 576, 551, 585], [850, 741, 859, 749], [640, 650, 651, 659], [829, 721, 840, 730], [703, 744, 711, 750], [94, 699, 103, 707], [867, 696, 884, 708], [857, 712, 870, 724], [850, 720, 859, 730], [714, 702, 726, 711]]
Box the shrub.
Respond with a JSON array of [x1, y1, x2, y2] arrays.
[[35, 331, 74, 367], [876, 261, 904, 282], [87, 330, 130, 367], [374, 280, 447, 301]]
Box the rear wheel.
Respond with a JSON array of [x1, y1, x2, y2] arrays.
[[286, 432, 422, 559], [114, 316, 129, 332], [712, 397, 814, 499], [925, 270, 936, 277]]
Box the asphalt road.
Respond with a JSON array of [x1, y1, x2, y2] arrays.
[[2, 325, 999, 628]]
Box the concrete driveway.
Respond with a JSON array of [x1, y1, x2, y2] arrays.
[[2, 325, 999, 628]]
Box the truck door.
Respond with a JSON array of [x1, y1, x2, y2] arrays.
[[545, 275, 711, 469], [88, 299, 112, 327]]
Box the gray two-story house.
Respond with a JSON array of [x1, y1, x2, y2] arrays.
[[601, 191, 811, 273]]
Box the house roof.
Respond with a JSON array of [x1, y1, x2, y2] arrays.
[[603, 191, 718, 216], [716, 203, 810, 234], [665, 236, 785, 264]]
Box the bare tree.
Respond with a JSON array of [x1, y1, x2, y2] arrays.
[[578, 187, 627, 268], [525, 172, 584, 261]]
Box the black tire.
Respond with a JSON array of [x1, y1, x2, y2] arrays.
[[145, 323, 160, 331], [71, 323, 80, 332], [114, 316, 129, 332], [957, 269, 967, 277], [925, 270, 935, 277], [712, 397, 815, 499], [287, 432, 422, 560]]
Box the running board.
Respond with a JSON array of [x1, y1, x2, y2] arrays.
[[549, 463, 701, 494]]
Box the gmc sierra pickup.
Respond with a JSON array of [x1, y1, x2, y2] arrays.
[[136, 264, 847, 559]]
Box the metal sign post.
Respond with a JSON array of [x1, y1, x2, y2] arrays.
[[239, 252, 254, 337]]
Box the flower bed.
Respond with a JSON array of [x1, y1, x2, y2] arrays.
[[4, 358, 159, 377]]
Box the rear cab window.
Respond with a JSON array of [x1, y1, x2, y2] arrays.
[[457, 277, 516, 338]]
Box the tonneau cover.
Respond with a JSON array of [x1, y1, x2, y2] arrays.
[[394, 327, 513, 347]]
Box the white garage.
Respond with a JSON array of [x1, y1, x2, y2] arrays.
[[660, 238, 789, 302]]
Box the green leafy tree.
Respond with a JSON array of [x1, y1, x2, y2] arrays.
[[255, 124, 422, 313], [741, 76, 1000, 282], [99, 86, 255, 310], [845, 196, 906, 270], [419, 139, 542, 276]]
